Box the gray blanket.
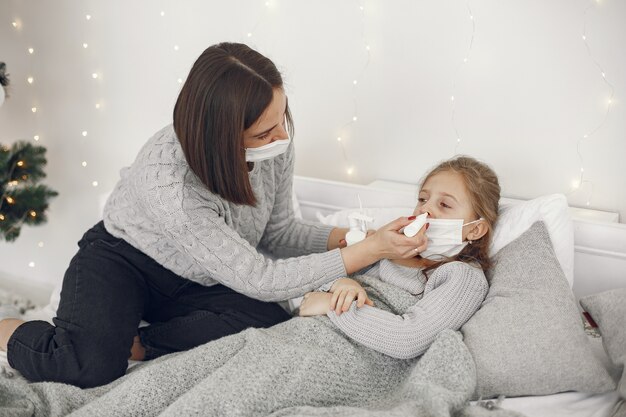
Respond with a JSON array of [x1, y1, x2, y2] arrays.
[[0, 275, 525, 417]]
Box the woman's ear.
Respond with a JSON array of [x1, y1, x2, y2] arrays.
[[466, 221, 488, 242]]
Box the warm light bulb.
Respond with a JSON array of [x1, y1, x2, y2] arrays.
[[28, 48, 34, 54], [365, 45, 370, 51], [451, 96, 455, 101], [12, 21, 18, 28], [28, 262, 35, 268], [86, 14, 91, 20], [160, 11, 165, 16], [352, 116, 358, 121], [16, 160, 24, 167], [463, 58, 468, 63], [347, 167, 354, 175], [33, 135, 40, 141], [601, 72, 606, 78], [27, 76, 34, 84], [247, 32, 252, 37], [0, 214, 4, 221], [29, 210, 37, 217], [6, 197, 15, 204], [581, 167, 585, 172], [174, 45, 179, 51], [95, 103, 101, 109], [92, 181, 99, 187], [457, 138, 461, 143], [82, 161, 87, 167], [38, 241, 44, 247], [353, 80, 358, 85], [571, 180, 580, 189], [92, 73, 98, 79], [582, 35, 587, 40], [82, 131, 88, 137], [337, 137, 342, 142], [177, 78, 183, 83], [83, 43, 88, 48], [583, 134, 588, 139], [31, 107, 37, 113]]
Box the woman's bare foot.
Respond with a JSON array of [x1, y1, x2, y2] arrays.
[[129, 335, 146, 361]]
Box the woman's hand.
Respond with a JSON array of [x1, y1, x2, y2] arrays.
[[365, 217, 428, 260], [329, 278, 374, 314], [299, 292, 333, 317]]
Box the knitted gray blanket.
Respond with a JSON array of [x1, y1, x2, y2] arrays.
[[0, 276, 525, 417]]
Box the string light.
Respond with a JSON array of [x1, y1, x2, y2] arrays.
[[33, 135, 40, 141], [0, 214, 4, 221], [83, 43, 88, 48], [451, 1, 476, 155], [16, 160, 25, 167], [85, 14, 91, 20], [567, 0, 616, 207], [82, 161, 87, 167], [29, 210, 37, 217], [38, 241, 44, 247], [82, 131, 88, 137], [160, 11, 165, 16], [174, 45, 179, 51], [28, 48, 34, 54], [91, 73, 98, 79], [334, 0, 371, 179], [27, 76, 34, 84], [92, 181, 98, 187], [31, 107, 37, 113], [6, 197, 15, 204], [28, 262, 35, 268]]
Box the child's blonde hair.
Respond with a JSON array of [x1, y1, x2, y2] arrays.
[[420, 156, 500, 272]]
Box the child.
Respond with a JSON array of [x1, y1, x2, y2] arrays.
[[299, 155, 500, 359]]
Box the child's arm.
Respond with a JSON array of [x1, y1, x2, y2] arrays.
[[326, 262, 488, 359]]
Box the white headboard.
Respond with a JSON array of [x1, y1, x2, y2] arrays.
[[294, 176, 626, 301]]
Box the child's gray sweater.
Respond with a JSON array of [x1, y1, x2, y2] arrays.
[[327, 260, 488, 359], [103, 125, 346, 302]]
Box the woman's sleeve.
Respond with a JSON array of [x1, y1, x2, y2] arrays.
[[259, 141, 336, 258], [326, 263, 488, 359], [143, 171, 347, 303]]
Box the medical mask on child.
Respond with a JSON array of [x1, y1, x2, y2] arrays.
[[245, 119, 291, 163], [420, 218, 483, 260]]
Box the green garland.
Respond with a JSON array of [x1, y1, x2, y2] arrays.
[[0, 141, 58, 241]]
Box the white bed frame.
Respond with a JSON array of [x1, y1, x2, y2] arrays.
[[294, 175, 626, 301]]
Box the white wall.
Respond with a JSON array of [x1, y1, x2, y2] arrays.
[[0, 0, 625, 298]]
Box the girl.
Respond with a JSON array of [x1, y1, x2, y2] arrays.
[[0, 43, 428, 388], [299, 156, 500, 359]]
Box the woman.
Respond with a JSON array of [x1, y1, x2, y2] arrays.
[[0, 42, 427, 388]]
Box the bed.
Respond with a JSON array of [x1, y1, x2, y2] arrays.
[[1, 175, 624, 417]]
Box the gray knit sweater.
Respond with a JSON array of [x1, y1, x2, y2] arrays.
[[327, 260, 488, 359], [103, 125, 346, 302]]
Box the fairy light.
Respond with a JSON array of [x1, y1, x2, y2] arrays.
[[174, 45, 179, 51], [28, 48, 34, 54], [6, 197, 15, 204], [177, 78, 183, 84], [92, 181, 98, 187], [95, 103, 101, 109], [85, 14, 91, 20], [28, 262, 35, 268], [82, 161, 87, 167], [29, 210, 37, 217], [82, 131, 88, 137], [27, 76, 34, 84], [92, 73, 98, 79], [16, 160, 25, 167], [31, 107, 37, 113], [451, 1, 476, 155], [160, 11, 165, 16], [33, 135, 39, 141], [0, 214, 4, 221], [83, 43, 88, 49], [567, 0, 616, 208], [334, 0, 371, 179], [38, 241, 44, 247]]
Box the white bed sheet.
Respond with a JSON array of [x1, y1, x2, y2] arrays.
[[490, 391, 620, 417]]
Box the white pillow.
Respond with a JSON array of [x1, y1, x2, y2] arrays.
[[315, 194, 575, 287]]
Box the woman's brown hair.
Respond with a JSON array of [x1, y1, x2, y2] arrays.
[[421, 156, 501, 273], [173, 42, 293, 206]]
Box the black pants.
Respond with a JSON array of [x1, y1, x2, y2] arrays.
[[7, 221, 291, 388]]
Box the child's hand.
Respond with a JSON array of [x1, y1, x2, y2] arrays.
[[329, 278, 374, 315], [299, 292, 333, 317]]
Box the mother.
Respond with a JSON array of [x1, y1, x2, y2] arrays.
[[0, 42, 427, 388]]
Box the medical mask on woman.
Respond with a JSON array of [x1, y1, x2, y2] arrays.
[[420, 218, 483, 260], [245, 121, 291, 162]]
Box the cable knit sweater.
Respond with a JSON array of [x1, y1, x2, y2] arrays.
[[327, 260, 488, 359], [103, 125, 346, 302]]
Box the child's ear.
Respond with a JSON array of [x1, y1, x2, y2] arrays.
[[467, 221, 488, 242]]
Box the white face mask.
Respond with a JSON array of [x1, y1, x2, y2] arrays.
[[420, 217, 483, 260], [245, 119, 291, 162]]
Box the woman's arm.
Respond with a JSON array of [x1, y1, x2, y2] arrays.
[[326, 263, 488, 359]]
